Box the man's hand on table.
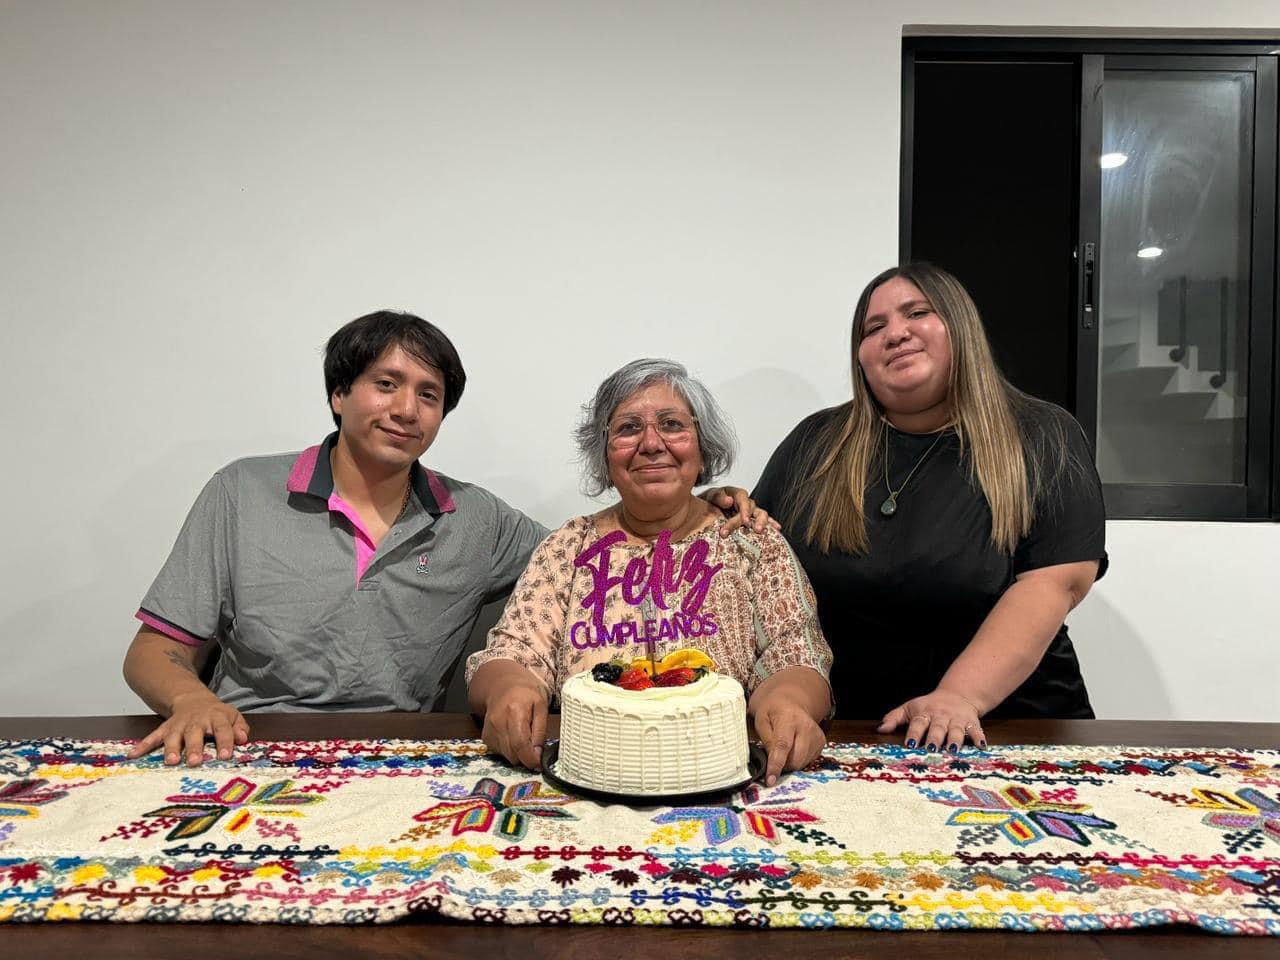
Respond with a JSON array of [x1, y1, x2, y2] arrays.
[[122, 626, 248, 765], [126, 690, 250, 766]]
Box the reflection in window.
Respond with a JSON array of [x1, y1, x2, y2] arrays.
[[1097, 71, 1251, 485]]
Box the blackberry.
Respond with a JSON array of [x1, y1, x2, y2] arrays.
[[591, 662, 623, 684]]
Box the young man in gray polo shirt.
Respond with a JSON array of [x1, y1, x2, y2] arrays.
[[124, 311, 762, 766]]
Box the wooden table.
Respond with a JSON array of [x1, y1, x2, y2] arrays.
[[2, 714, 1277, 959]]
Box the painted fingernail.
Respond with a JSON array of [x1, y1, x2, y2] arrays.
[[906, 739, 917, 749], [948, 743, 958, 754], [979, 739, 988, 749], [926, 742, 937, 752]]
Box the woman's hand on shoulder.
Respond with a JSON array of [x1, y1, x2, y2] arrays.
[[878, 689, 986, 753], [699, 486, 780, 536]]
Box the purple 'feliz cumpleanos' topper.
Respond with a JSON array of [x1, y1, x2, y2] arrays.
[[569, 530, 724, 650]]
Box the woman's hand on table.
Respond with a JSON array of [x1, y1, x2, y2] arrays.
[[126, 691, 250, 766], [700, 486, 779, 536], [480, 682, 549, 771], [754, 700, 826, 787], [878, 688, 986, 752], [749, 668, 832, 785]]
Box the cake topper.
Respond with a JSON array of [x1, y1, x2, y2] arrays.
[[569, 529, 724, 652]]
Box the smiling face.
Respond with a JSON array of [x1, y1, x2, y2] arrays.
[[330, 344, 444, 477], [605, 382, 703, 518], [857, 277, 952, 421]]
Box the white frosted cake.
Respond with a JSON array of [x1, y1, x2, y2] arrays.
[[555, 670, 750, 795]]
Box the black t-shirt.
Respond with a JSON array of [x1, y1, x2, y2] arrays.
[[753, 400, 1107, 721]]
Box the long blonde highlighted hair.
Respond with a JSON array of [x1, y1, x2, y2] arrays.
[[784, 262, 1069, 555]]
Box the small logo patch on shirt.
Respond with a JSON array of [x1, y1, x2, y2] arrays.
[[416, 554, 429, 575]]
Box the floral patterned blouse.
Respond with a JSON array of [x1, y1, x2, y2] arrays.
[[465, 513, 833, 703]]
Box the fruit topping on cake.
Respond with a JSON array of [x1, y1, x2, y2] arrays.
[[628, 658, 657, 677], [658, 649, 716, 673], [591, 661, 625, 684], [616, 667, 654, 691], [593, 649, 715, 689], [653, 667, 697, 687]]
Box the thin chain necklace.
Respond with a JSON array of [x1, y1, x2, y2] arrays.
[[333, 476, 411, 520], [393, 478, 413, 524], [879, 429, 944, 517]]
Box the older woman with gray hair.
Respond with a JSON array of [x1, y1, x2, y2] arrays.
[[467, 358, 833, 786]]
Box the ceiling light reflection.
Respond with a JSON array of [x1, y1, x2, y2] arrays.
[[1100, 152, 1128, 169], [1137, 246, 1164, 259]]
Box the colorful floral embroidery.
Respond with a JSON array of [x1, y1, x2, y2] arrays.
[[399, 778, 578, 842], [920, 784, 1117, 847], [1140, 787, 1280, 853], [0, 779, 69, 819], [651, 783, 822, 845], [0, 738, 1275, 933], [135, 776, 324, 841]]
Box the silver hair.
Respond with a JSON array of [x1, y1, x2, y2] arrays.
[[574, 358, 738, 496]]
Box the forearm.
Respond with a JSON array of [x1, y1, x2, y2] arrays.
[[748, 666, 831, 723], [123, 627, 215, 717], [937, 578, 1075, 715], [467, 659, 548, 715]]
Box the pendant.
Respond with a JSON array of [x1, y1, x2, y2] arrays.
[[879, 495, 898, 517]]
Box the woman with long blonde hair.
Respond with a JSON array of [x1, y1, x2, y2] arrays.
[[753, 263, 1106, 751]]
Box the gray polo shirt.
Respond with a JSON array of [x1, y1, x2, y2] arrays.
[[137, 433, 548, 712]]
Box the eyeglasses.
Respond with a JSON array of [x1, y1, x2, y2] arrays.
[[605, 414, 698, 449]]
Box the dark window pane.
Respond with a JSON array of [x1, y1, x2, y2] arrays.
[[911, 60, 1077, 409]]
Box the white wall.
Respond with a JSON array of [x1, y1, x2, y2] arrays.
[[1, 0, 1277, 720]]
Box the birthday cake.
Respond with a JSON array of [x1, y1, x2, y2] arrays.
[[555, 650, 750, 795]]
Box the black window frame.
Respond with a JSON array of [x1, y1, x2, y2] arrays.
[[902, 35, 1280, 521]]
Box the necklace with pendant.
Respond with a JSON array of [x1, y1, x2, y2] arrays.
[[879, 429, 945, 517]]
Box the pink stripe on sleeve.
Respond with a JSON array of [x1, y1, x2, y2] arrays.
[[136, 610, 206, 647]]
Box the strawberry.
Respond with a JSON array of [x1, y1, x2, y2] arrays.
[[616, 668, 654, 691], [653, 667, 696, 687]]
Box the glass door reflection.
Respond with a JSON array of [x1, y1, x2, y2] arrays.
[[1096, 67, 1253, 485]]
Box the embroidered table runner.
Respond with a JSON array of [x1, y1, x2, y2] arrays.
[[1, 738, 1276, 933]]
